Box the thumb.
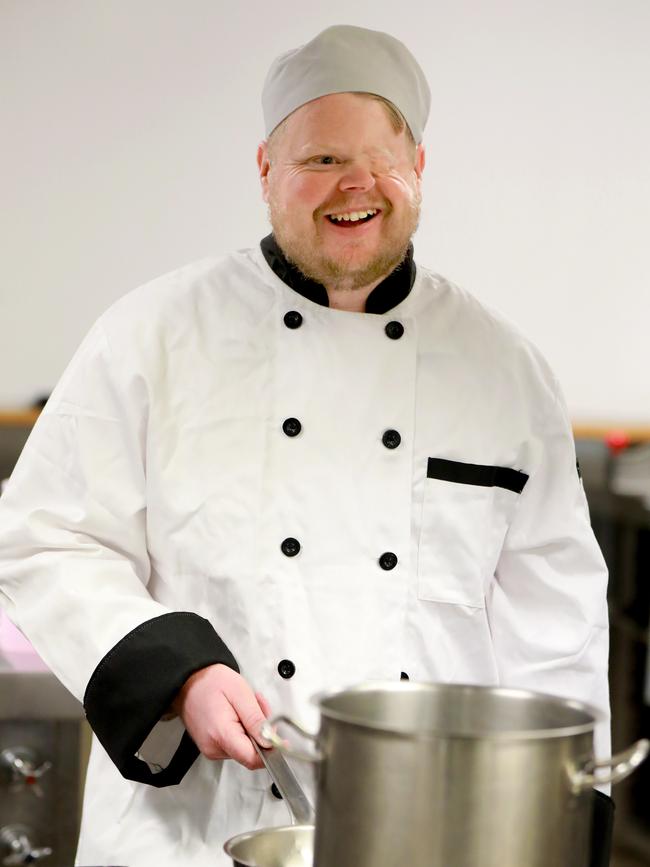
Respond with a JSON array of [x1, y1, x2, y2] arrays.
[[255, 691, 272, 718], [224, 678, 269, 742], [254, 692, 273, 746], [217, 686, 268, 769]]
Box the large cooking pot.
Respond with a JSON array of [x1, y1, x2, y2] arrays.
[[263, 681, 648, 867]]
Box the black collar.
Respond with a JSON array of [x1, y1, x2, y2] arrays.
[[260, 234, 416, 314]]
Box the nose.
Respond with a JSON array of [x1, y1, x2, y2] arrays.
[[338, 162, 375, 192]]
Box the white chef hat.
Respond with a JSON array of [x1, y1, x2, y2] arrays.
[[262, 25, 431, 143]]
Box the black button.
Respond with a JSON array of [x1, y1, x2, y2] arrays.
[[382, 429, 401, 449], [282, 418, 302, 437], [385, 321, 404, 340], [271, 783, 283, 799], [379, 552, 398, 570], [278, 659, 296, 679], [281, 537, 301, 557], [400, 672, 410, 681], [284, 311, 303, 329]]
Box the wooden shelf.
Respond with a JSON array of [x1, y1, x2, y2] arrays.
[[572, 424, 650, 443], [0, 409, 41, 427], [1, 409, 650, 441]]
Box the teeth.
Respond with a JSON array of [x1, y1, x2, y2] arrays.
[[329, 209, 378, 222]]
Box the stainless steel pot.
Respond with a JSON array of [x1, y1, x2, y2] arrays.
[[263, 682, 648, 867], [224, 826, 313, 867]]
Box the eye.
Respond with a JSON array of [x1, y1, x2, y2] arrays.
[[311, 155, 339, 166]]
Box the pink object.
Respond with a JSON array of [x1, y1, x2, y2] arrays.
[[0, 609, 37, 653]]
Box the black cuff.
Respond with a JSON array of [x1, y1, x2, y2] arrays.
[[83, 612, 238, 787], [590, 790, 615, 867]]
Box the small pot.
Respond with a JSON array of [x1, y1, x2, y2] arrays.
[[224, 825, 313, 867]]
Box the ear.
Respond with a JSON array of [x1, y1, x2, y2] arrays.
[[414, 143, 425, 180], [257, 141, 271, 203]]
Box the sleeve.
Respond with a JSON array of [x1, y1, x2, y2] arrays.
[[0, 317, 237, 786], [486, 375, 611, 788]]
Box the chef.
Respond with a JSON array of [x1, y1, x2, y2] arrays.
[[0, 24, 612, 867]]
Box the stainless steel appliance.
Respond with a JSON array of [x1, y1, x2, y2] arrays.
[[0, 648, 85, 866]]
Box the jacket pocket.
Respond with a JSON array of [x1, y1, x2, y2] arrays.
[[417, 458, 528, 608]]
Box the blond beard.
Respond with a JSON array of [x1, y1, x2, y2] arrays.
[[268, 199, 421, 292]]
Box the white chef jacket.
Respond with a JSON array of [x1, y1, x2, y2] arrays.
[[0, 243, 610, 867]]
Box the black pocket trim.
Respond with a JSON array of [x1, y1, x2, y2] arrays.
[[427, 457, 529, 494]]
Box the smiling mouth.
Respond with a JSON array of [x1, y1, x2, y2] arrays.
[[325, 208, 381, 227]]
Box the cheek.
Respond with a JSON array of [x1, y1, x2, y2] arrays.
[[290, 176, 331, 212], [379, 172, 419, 206]]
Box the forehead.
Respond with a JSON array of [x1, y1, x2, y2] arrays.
[[277, 92, 407, 153]]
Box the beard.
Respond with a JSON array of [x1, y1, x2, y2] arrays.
[[267, 196, 421, 293]]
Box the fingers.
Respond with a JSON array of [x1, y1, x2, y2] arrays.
[[215, 721, 263, 769], [174, 664, 273, 770]]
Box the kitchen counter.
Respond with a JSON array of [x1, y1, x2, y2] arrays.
[[0, 646, 85, 867], [0, 647, 84, 720]]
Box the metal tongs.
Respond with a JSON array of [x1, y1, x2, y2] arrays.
[[251, 738, 315, 825]]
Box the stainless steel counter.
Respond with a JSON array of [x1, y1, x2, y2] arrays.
[[0, 648, 84, 720]]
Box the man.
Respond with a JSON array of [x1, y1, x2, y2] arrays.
[[0, 25, 611, 867]]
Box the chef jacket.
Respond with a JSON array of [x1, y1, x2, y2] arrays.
[[0, 237, 611, 867]]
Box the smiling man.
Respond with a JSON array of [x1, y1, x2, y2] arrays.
[[259, 90, 424, 310], [0, 24, 613, 867]]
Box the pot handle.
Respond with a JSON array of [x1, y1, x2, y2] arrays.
[[261, 715, 323, 763], [569, 738, 650, 793]]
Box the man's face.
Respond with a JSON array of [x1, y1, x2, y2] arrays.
[[258, 93, 425, 292]]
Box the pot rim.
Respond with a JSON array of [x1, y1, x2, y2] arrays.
[[311, 681, 603, 741], [223, 824, 314, 864]]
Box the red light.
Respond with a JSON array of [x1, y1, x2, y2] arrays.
[[605, 430, 631, 454]]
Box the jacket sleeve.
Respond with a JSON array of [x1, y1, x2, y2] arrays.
[[486, 375, 611, 784], [0, 317, 237, 786]]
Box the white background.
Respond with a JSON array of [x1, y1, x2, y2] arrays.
[[1, 0, 648, 421]]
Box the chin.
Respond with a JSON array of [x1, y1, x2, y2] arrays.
[[325, 240, 379, 261]]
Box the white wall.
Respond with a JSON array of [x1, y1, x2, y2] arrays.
[[1, 0, 648, 421]]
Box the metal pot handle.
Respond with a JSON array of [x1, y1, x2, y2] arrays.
[[261, 715, 323, 763], [569, 738, 650, 793]]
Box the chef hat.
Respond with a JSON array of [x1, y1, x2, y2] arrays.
[[262, 25, 431, 143]]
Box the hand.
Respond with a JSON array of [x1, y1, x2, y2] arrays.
[[171, 664, 272, 770]]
